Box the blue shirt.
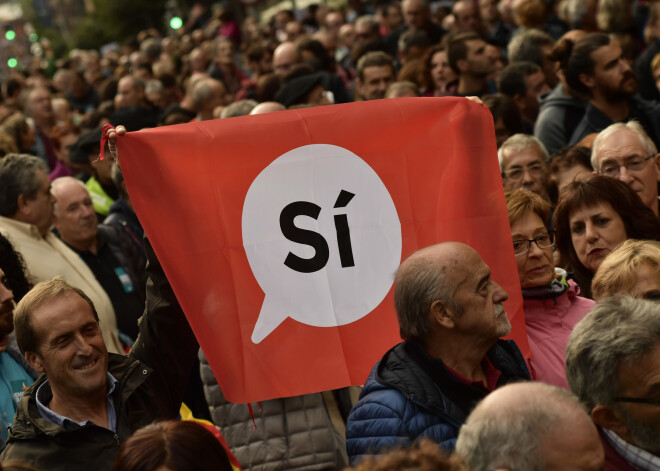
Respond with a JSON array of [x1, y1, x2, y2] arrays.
[[0, 352, 35, 442], [35, 373, 119, 432]]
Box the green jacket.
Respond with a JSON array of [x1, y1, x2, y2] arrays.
[[0, 239, 198, 471]]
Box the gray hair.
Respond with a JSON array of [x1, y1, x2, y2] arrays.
[[456, 383, 585, 471], [0, 153, 48, 217], [497, 133, 549, 172], [191, 78, 223, 110], [591, 121, 657, 171], [220, 100, 257, 119], [566, 296, 660, 410], [354, 14, 379, 33], [507, 29, 554, 67], [394, 252, 462, 341]]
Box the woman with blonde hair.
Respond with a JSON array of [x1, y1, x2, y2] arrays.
[[592, 240, 660, 301]]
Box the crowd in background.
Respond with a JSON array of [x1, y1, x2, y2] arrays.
[[1, 0, 660, 470]]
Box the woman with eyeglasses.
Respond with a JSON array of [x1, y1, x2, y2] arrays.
[[506, 189, 594, 388], [554, 175, 660, 299]]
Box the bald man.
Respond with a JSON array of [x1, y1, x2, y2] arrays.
[[456, 382, 605, 471], [346, 242, 530, 464]]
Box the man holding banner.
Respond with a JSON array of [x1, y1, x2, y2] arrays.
[[345, 242, 530, 464]]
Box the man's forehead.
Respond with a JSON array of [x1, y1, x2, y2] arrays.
[[592, 42, 619, 65], [597, 130, 646, 161], [364, 65, 393, 79], [504, 146, 544, 168]]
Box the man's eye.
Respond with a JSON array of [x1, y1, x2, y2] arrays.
[[601, 166, 617, 174]]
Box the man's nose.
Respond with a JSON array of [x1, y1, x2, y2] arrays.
[[493, 281, 508, 304], [618, 165, 634, 184]]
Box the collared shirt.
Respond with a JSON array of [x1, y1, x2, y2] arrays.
[[444, 356, 502, 392], [35, 373, 119, 432], [603, 428, 660, 471]]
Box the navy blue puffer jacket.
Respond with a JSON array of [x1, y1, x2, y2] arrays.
[[345, 340, 530, 464]]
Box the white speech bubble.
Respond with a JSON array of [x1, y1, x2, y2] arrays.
[[242, 144, 402, 344]]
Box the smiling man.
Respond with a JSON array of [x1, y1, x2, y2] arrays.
[[592, 121, 660, 217], [346, 242, 530, 464], [0, 127, 199, 471], [1, 239, 197, 471], [52, 177, 145, 341]]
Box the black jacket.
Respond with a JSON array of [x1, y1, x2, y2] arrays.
[[0, 239, 198, 471]]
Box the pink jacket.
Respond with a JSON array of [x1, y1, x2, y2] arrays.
[[524, 280, 594, 389]]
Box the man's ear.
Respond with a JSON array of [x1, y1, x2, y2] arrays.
[[457, 58, 468, 74], [355, 79, 364, 99], [592, 404, 629, 438], [25, 351, 45, 374], [579, 72, 595, 91], [512, 93, 526, 111], [430, 299, 455, 329], [16, 194, 29, 217]]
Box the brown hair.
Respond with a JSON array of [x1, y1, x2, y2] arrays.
[[113, 420, 233, 471], [346, 439, 466, 471], [553, 175, 660, 297], [505, 189, 551, 228], [14, 278, 99, 354]]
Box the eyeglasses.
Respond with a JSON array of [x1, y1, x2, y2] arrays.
[[614, 396, 660, 405], [599, 154, 655, 177], [503, 163, 545, 181], [512, 232, 555, 256]]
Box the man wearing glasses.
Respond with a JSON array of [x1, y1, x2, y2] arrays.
[[498, 134, 551, 202], [566, 296, 660, 471], [592, 121, 660, 217]]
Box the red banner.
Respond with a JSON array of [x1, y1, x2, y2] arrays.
[[117, 98, 528, 403]]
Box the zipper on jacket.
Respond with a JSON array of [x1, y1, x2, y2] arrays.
[[114, 433, 120, 446]]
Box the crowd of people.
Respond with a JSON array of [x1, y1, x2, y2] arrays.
[[0, 0, 659, 469]]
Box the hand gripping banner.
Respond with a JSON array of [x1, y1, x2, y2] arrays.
[[117, 98, 528, 403]]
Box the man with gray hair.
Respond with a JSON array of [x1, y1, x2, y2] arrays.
[[591, 121, 660, 216], [456, 382, 604, 471], [0, 154, 123, 354], [566, 296, 660, 470], [345, 242, 530, 464], [498, 134, 550, 200]]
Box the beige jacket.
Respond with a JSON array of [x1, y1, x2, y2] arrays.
[[0, 216, 123, 354]]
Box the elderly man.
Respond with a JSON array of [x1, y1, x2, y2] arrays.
[[0, 127, 198, 471], [591, 121, 660, 217], [355, 51, 396, 101], [52, 177, 145, 342], [273, 41, 301, 77], [0, 154, 122, 354], [114, 75, 148, 110], [498, 134, 550, 200], [566, 296, 660, 471], [345, 242, 530, 464], [456, 382, 605, 471]]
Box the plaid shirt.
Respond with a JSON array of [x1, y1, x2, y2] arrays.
[[603, 428, 660, 471]]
